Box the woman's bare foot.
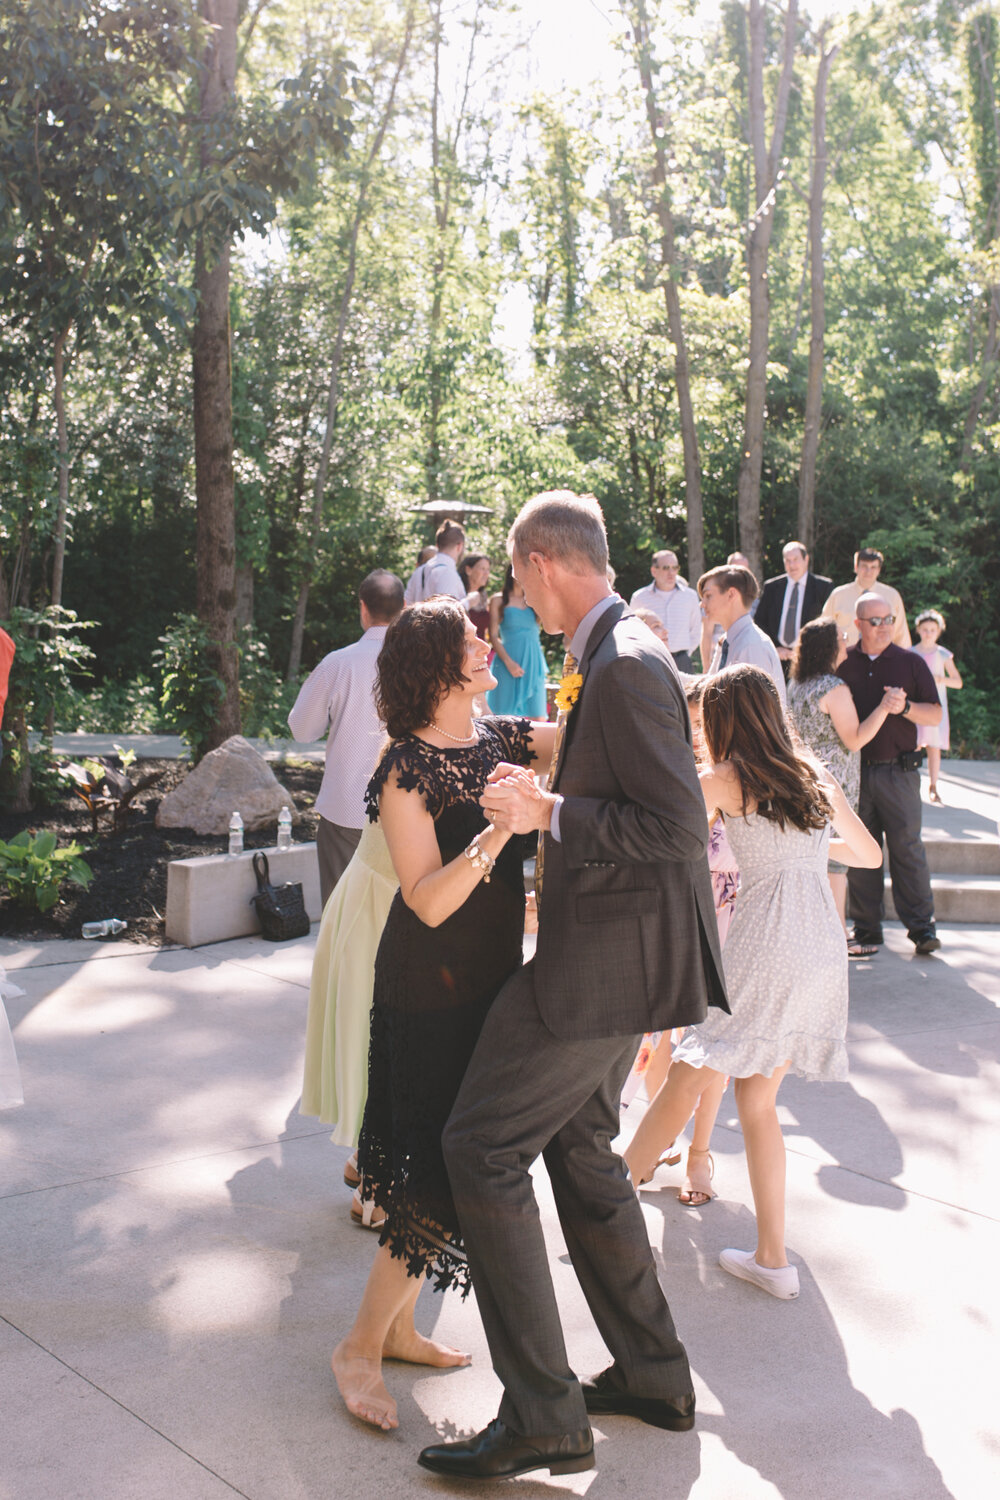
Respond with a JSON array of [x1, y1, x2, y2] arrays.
[[331, 1340, 398, 1430], [382, 1322, 471, 1368]]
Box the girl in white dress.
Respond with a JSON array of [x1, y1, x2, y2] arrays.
[[625, 665, 881, 1299], [912, 609, 963, 804]]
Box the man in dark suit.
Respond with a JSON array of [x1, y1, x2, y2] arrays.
[[418, 491, 728, 1483], [755, 541, 832, 666]]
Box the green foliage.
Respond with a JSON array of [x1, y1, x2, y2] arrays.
[[2, 0, 1000, 766], [63, 750, 164, 835], [238, 628, 302, 738], [154, 614, 226, 760], [2, 607, 95, 728], [949, 683, 1000, 755], [56, 676, 163, 736], [0, 830, 93, 912]]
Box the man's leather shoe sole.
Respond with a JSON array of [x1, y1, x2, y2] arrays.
[[582, 1371, 695, 1432], [418, 1419, 594, 1479]]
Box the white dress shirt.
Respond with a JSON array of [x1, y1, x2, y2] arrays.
[[287, 626, 388, 828], [776, 575, 806, 646], [628, 580, 702, 654], [709, 611, 787, 706], [404, 551, 466, 604]]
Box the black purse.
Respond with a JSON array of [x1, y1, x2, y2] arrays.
[[250, 852, 310, 941]]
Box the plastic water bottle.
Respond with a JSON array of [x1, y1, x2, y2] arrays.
[[82, 918, 128, 940], [228, 811, 244, 856], [277, 805, 292, 851]]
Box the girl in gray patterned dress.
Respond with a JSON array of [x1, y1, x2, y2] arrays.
[[787, 618, 894, 955], [626, 666, 881, 1300]]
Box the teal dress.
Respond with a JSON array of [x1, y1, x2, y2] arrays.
[[487, 603, 548, 717]]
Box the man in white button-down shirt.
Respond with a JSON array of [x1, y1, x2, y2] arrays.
[[288, 569, 403, 905], [403, 520, 467, 604], [628, 550, 703, 671]]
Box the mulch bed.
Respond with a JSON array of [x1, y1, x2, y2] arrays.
[[0, 759, 322, 944]]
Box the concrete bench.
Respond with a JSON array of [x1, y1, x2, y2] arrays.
[[165, 844, 322, 947]]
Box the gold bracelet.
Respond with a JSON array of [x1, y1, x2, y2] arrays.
[[463, 838, 495, 883]]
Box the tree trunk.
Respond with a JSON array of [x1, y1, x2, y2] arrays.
[[626, 0, 704, 579], [192, 0, 240, 751], [961, 285, 1000, 468], [285, 8, 414, 682], [49, 327, 70, 610], [737, 0, 798, 580], [424, 0, 482, 504], [234, 564, 254, 630], [797, 38, 838, 551], [0, 702, 32, 813]]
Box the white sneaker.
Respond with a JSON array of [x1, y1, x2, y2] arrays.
[[719, 1248, 799, 1300]]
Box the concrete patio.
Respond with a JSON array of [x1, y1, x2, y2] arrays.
[[1, 896, 996, 1500]]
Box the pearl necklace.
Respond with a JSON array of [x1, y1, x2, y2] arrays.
[[429, 720, 478, 744]]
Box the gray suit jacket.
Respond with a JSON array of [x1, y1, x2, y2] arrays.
[[535, 602, 729, 1040]]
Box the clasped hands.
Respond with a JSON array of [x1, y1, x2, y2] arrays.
[[882, 685, 908, 715], [481, 762, 555, 834]]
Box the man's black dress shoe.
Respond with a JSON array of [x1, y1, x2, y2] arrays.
[[417, 1418, 594, 1479], [911, 930, 942, 954], [582, 1368, 695, 1431]]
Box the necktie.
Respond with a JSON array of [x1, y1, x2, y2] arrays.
[[535, 648, 578, 907], [719, 637, 730, 669], [781, 581, 801, 647]]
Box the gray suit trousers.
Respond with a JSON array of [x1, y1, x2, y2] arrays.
[[316, 817, 362, 909], [443, 959, 692, 1438]]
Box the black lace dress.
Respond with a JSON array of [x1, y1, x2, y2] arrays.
[[356, 716, 534, 1295]]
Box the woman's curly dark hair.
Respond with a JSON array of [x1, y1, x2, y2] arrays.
[[702, 664, 831, 832], [375, 597, 470, 739], [791, 617, 840, 683]]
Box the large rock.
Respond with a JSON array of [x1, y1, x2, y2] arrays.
[[156, 735, 299, 835]]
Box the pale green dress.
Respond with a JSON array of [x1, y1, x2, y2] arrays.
[[299, 820, 398, 1145]]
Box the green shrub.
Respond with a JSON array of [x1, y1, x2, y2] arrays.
[[238, 628, 301, 739], [0, 607, 95, 811], [0, 830, 94, 912], [153, 614, 226, 760], [949, 682, 1000, 756], [57, 674, 163, 735]]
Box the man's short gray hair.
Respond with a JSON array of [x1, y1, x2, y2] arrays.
[[508, 490, 608, 576], [855, 591, 887, 619]]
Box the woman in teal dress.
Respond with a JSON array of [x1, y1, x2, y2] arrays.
[[486, 566, 548, 717]]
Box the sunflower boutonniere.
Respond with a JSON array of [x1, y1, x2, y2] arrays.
[[555, 670, 583, 715]]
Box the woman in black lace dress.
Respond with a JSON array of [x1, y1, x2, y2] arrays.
[[332, 598, 556, 1431]]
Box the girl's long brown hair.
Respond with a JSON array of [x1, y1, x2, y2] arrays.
[[701, 664, 831, 831]]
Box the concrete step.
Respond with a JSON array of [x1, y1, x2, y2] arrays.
[[886, 873, 1000, 924], [922, 837, 1000, 875]]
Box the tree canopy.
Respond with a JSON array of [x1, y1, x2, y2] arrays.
[[2, 0, 999, 777]]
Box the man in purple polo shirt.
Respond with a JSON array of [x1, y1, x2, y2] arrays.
[[837, 592, 942, 954]]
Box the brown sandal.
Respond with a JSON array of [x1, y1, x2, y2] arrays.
[[637, 1142, 682, 1185], [343, 1151, 361, 1189], [677, 1149, 715, 1208]]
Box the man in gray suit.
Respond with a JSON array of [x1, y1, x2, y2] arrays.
[[418, 491, 728, 1482]]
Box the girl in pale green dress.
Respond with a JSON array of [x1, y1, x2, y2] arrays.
[[300, 820, 397, 1221]]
